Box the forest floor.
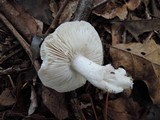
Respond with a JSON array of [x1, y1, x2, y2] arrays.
[[0, 0, 160, 120]]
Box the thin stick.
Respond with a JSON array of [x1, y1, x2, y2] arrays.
[[0, 67, 28, 75], [92, 0, 108, 10], [1, 44, 19, 56], [45, 0, 69, 35], [0, 13, 40, 71], [7, 75, 16, 89], [0, 0, 41, 42], [89, 95, 98, 120], [0, 48, 22, 64], [73, 0, 93, 21], [145, 32, 154, 42], [105, 93, 109, 120]]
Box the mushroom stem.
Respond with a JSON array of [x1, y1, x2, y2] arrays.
[[72, 55, 103, 82], [72, 55, 133, 93]]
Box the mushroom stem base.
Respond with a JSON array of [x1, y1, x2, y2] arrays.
[[72, 55, 133, 93]]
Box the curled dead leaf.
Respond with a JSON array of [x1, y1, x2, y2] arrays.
[[126, 0, 141, 11], [111, 23, 123, 45], [93, 1, 128, 20], [59, 0, 78, 23], [123, 18, 160, 40], [0, 88, 16, 107], [110, 40, 160, 104], [49, 0, 58, 18], [17, 0, 53, 25], [108, 97, 142, 120], [93, 0, 141, 20], [42, 86, 68, 119]]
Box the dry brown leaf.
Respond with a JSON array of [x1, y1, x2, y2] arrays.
[[123, 18, 160, 40], [153, 0, 160, 15], [110, 40, 160, 104], [126, 0, 141, 11], [93, 0, 141, 20], [17, 0, 53, 25], [0, 88, 16, 106], [146, 105, 160, 120], [59, 0, 78, 23], [111, 23, 123, 45], [108, 97, 142, 120], [10, 1, 42, 41], [42, 86, 68, 120], [49, 0, 58, 18], [93, 1, 128, 20]]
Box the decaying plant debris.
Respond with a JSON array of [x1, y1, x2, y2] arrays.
[[0, 0, 160, 119]]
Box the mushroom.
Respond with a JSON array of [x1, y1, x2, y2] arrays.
[[38, 21, 133, 93]]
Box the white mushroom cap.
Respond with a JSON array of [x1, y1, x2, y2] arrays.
[[38, 21, 103, 92]]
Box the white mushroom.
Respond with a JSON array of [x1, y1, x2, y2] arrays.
[[38, 21, 133, 93]]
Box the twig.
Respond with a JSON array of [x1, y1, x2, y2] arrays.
[[105, 93, 109, 120], [0, 67, 28, 75], [0, 48, 22, 64], [122, 30, 127, 43], [88, 94, 98, 120], [3, 112, 25, 118], [1, 44, 19, 56], [0, 0, 41, 42], [0, 13, 40, 71], [7, 75, 16, 89], [73, 0, 93, 21], [145, 32, 154, 42], [77, 102, 87, 120], [45, 0, 69, 35], [70, 91, 86, 119], [92, 0, 108, 10]]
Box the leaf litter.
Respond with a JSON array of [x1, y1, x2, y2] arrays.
[[110, 39, 160, 104], [0, 0, 160, 119]]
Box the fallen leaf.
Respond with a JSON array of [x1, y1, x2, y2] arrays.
[[35, 19, 43, 31], [108, 97, 143, 120], [93, 1, 128, 20], [0, 0, 42, 42], [123, 18, 160, 40], [151, 0, 160, 17], [16, 0, 53, 25], [111, 23, 123, 45], [126, 0, 141, 11], [93, 0, 141, 20], [42, 86, 68, 120], [146, 105, 160, 120], [110, 39, 160, 104], [11, 85, 31, 115], [13, 3, 42, 36], [59, 0, 78, 23], [0, 88, 16, 107], [49, 0, 58, 18]]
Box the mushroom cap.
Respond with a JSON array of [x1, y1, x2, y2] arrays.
[[38, 21, 103, 92]]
